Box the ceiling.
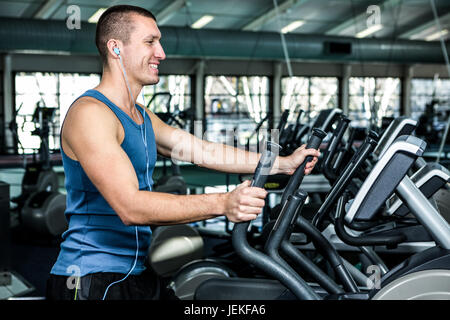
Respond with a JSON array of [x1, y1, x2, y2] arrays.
[[0, 0, 449, 42]]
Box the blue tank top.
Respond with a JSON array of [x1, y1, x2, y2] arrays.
[[51, 89, 157, 277]]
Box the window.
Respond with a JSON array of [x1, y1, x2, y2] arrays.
[[14, 72, 100, 154], [281, 77, 338, 122], [204, 76, 269, 148], [410, 78, 450, 120], [349, 77, 400, 127], [59, 73, 102, 124], [140, 75, 192, 131]]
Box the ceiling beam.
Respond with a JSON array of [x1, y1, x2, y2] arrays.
[[33, 0, 62, 19], [156, 0, 186, 25], [399, 11, 450, 39], [1, 18, 447, 64], [241, 0, 309, 31], [325, 0, 402, 36]]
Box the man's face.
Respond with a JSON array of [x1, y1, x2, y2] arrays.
[[123, 14, 166, 86]]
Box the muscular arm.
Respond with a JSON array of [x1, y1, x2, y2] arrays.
[[147, 110, 259, 173], [147, 108, 319, 175], [63, 100, 266, 226]]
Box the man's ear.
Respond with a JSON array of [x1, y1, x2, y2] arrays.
[[107, 39, 121, 59]]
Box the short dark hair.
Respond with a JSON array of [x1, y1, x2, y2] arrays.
[[95, 5, 156, 66]]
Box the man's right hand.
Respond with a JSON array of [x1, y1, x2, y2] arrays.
[[222, 180, 268, 223]]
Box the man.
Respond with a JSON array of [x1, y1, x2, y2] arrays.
[[46, 5, 320, 300]]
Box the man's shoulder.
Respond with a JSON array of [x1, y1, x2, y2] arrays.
[[63, 96, 119, 138], [67, 96, 116, 121], [71, 95, 106, 112]]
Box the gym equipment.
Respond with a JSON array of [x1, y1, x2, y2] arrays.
[[266, 110, 344, 221], [161, 108, 447, 300], [320, 114, 351, 181], [21, 191, 67, 237], [245, 113, 270, 151], [168, 259, 237, 300], [0, 181, 11, 286], [300, 178, 442, 285], [11, 106, 60, 209], [311, 134, 448, 259], [279, 110, 304, 154], [197, 134, 450, 300], [148, 224, 204, 278], [174, 111, 323, 292], [195, 131, 330, 300], [386, 163, 450, 220], [434, 187, 450, 223], [0, 181, 35, 299], [372, 269, 450, 300], [416, 98, 450, 147], [230, 139, 321, 300], [312, 108, 342, 133], [344, 136, 428, 224], [287, 108, 342, 154], [280, 128, 326, 205], [10, 104, 67, 237], [168, 139, 287, 299], [313, 116, 436, 231], [263, 128, 358, 295], [331, 136, 450, 299], [153, 160, 187, 195], [322, 116, 418, 184], [340, 136, 450, 245], [283, 114, 444, 278], [310, 132, 380, 234], [333, 191, 450, 300], [245, 109, 290, 152], [372, 117, 418, 159], [281, 112, 443, 294]]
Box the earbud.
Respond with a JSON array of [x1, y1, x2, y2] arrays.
[[113, 47, 120, 56]]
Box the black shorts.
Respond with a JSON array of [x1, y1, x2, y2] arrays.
[[46, 268, 179, 300]]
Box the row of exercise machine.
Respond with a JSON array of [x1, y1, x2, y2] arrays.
[[1, 106, 449, 299], [151, 108, 450, 300]]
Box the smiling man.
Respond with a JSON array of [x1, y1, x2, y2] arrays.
[[46, 5, 320, 300]]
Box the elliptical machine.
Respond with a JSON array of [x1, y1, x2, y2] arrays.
[[195, 134, 450, 300], [11, 102, 67, 238]]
